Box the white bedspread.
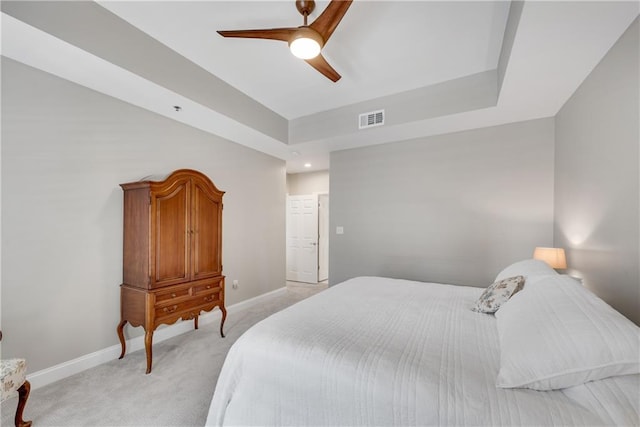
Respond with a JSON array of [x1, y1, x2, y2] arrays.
[[206, 277, 639, 426]]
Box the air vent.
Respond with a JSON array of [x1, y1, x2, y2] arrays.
[[358, 109, 385, 129]]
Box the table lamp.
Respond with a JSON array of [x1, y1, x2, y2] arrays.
[[533, 247, 567, 269]]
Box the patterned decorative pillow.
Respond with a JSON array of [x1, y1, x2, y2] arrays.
[[472, 275, 525, 314]]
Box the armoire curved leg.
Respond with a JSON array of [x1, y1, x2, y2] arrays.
[[144, 329, 154, 374], [220, 306, 227, 338], [117, 320, 127, 359], [15, 380, 32, 427]]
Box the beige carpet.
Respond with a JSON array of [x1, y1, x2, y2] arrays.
[[1, 282, 326, 426]]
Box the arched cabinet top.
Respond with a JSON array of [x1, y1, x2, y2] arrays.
[[120, 169, 225, 197]]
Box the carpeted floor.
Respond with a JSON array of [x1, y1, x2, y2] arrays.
[[1, 282, 326, 426]]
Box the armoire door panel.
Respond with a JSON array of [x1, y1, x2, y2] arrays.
[[152, 180, 190, 287], [192, 182, 222, 279]]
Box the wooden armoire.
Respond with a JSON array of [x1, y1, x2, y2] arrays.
[[116, 169, 226, 374]]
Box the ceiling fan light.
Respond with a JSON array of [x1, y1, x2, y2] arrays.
[[289, 28, 323, 59], [290, 38, 321, 59]]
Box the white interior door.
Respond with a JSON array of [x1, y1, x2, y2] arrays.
[[286, 194, 319, 283], [318, 194, 329, 282]]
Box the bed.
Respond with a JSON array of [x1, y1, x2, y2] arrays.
[[206, 261, 640, 426]]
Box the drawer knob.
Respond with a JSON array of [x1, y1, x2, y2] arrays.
[[206, 285, 211, 289], [204, 296, 214, 302], [171, 293, 177, 298]]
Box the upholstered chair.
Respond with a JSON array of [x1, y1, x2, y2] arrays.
[[0, 331, 32, 427]]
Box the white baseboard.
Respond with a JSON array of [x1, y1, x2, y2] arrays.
[[27, 286, 287, 390]]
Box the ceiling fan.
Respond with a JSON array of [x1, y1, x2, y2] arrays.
[[217, 0, 353, 82]]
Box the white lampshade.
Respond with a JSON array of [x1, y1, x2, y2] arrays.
[[289, 27, 323, 59], [533, 247, 567, 269]]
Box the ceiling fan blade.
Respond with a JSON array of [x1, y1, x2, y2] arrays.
[[217, 28, 297, 42], [310, 0, 353, 43], [305, 53, 341, 82]]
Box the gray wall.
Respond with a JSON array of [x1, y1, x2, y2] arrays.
[[554, 18, 639, 325], [287, 170, 330, 196], [1, 1, 288, 143], [289, 71, 497, 144], [330, 118, 555, 287], [1, 58, 286, 371]]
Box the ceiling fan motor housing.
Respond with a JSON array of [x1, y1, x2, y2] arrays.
[[296, 0, 316, 18], [289, 27, 324, 59], [289, 26, 324, 48]]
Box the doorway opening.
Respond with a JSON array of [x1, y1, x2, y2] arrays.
[[286, 193, 329, 283], [286, 170, 329, 284]]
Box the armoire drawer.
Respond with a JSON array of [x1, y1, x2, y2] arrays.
[[154, 298, 204, 320], [155, 286, 191, 304], [193, 280, 223, 295], [196, 292, 221, 304]]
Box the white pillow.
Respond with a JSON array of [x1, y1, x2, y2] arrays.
[[495, 275, 640, 390], [494, 259, 557, 282]]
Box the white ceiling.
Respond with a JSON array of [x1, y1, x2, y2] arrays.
[[98, 1, 510, 120], [2, 1, 638, 173]]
